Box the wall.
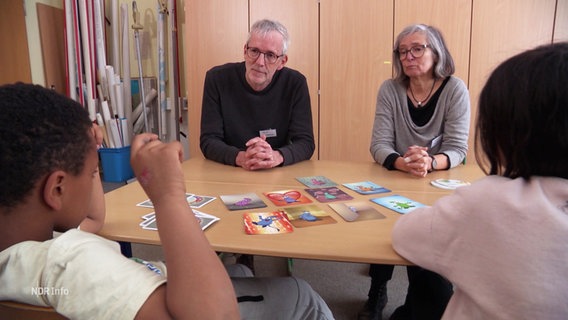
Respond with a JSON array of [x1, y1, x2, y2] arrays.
[[24, 0, 63, 86], [184, 0, 567, 163]]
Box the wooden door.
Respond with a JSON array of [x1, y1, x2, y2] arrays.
[[394, 0, 472, 86], [554, 0, 568, 42], [0, 0, 32, 85], [185, 0, 248, 158], [319, 0, 394, 161], [468, 0, 557, 160], [37, 3, 66, 95], [250, 0, 319, 159]]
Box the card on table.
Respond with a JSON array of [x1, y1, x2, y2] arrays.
[[263, 189, 313, 206], [281, 204, 337, 228], [137, 193, 195, 208], [343, 181, 391, 195], [140, 210, 219, 231], [328, 201, 386, 222], [220, 192, 267, 210], [305, 187, 354, 203], [243, 211, 294, 235], [186, 194, 216, 208], [296, 175, 337, 188], [370, 195, 425, 214], [430, 178, 471, 190]]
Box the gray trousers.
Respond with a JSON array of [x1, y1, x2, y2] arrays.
[[226, 264, 335, 320]]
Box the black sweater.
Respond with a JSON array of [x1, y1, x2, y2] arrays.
[[200, 62, 315, 166]]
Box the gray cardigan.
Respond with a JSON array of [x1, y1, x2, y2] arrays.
[[370, 76, 470, 168]]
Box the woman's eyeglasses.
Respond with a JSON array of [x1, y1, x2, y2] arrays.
[[396, 44, 429, 60]]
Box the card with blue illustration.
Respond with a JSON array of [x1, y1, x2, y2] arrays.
[[243, 211, 294, 235], [370, 195, 425, 214], [281, 205, 337, 228], [343, 181, 391, 195], [305, 187, 354, 203], [296, 175, 337, 188]]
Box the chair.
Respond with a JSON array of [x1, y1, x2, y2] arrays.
[[0, 301, 67, 319]]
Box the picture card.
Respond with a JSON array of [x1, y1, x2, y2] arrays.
[[343, 181, 391, 195], [243, 211, 294, 235], [137, 193, 195, 208], [370, 195, 425, 214], [187, 194, 216, 208], [220, 192, 267, 210], [281, 205, 337, 228], [140, 210, 219, 231], [305, 187, 354, 203], [264, 189, 313, 206], [296, 175, 337, 188], [328, 201, 386, 222], [430, 179, 471, 190]]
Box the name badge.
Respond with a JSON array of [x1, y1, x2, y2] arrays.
[[259, 129, 277, 138]]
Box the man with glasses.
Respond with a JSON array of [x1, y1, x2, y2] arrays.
[[200, 19, 315, 171]]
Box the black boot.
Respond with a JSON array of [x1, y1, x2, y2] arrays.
[[357, 282, 388, 320]]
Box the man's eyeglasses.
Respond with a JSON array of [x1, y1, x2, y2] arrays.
[[245, 46, 284, 64], [395, 44, 429, 60]]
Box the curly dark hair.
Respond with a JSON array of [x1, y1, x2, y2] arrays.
[[475, 42, 568, 179], [0, 83, 93, 211]]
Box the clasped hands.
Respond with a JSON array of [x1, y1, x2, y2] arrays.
[[398, 145, 433, 178], [236, 134, 284, 171]]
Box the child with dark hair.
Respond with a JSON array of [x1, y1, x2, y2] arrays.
[[0, 83, 333, 319], [392, 42, 568, 319]]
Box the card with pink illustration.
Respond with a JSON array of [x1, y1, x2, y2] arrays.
[[305, 187, 354, 203], [263, 189, 313, 206], [220, 193, 267, 210]]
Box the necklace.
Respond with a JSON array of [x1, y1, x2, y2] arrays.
[[409, 79, 436, 107]]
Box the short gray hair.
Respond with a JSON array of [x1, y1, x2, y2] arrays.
[[392, 24, 455, 84], [248, 19, 290, 55]]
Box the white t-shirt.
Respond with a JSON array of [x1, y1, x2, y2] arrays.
[[0, 229, 166, 319]]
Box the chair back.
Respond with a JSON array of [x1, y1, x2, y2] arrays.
[[0, 300, 67, 319]]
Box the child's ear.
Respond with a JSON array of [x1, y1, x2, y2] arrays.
[[43, 171, 66, 211]]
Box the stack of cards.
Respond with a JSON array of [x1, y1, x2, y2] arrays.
[[137, 193, 216, 209], [430, 179, 471, 190], [140, 210, 220, 231]]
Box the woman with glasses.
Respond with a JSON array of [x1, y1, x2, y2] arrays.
[[361, 24, 470, 320], [200, 19, 315, 171]]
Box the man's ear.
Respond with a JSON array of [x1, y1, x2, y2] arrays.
[[277, 55, 288, 71], [43, 171, 66, 211]]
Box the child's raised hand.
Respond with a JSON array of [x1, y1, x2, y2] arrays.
[[130, 133, 186, 206]]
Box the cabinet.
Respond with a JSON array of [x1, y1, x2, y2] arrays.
[[185, 0, 565, 162]]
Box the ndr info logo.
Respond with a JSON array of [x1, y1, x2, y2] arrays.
[[31, 287, 69, 296]]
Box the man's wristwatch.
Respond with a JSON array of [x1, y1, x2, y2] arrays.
[[430, 155, 437, 171]]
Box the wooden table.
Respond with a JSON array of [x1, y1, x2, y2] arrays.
[[99, 158, 484, 265]]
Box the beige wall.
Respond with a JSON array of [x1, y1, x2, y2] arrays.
[[184, 0, 566, 162], [15, 0, 567, 161]]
